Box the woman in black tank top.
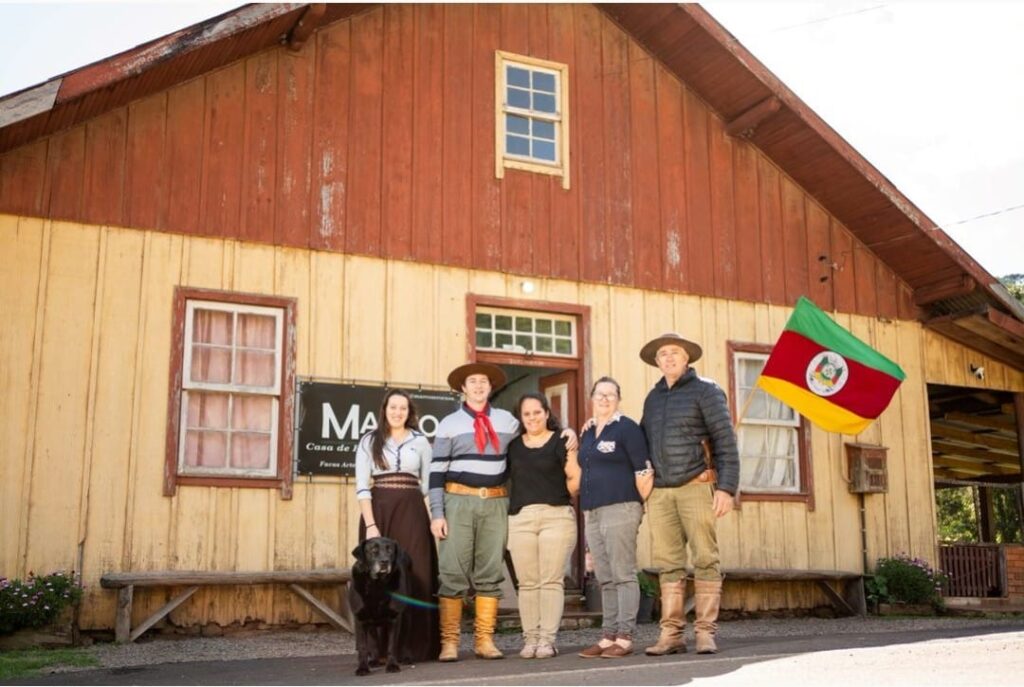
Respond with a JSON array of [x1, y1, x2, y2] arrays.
[[506, 392, 581, 659]]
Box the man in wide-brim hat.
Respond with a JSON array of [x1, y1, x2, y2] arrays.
[[427, 361, 515, 662], [637, 333, 739, 658]]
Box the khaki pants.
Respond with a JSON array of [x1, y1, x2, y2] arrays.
[[508, 504, 577, 644], [438, 492, 509, 598], [648, 483, 721, 583]]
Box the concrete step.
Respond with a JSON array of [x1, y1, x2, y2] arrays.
[[944, 597, 1024, 615], [492, 610, 603, 632]]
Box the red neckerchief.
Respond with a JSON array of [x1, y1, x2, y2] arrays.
[[468, 403, 500, 453]]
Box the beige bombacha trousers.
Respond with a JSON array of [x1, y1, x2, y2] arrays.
[[648, 481, 722, 582], [508, 504, 578, 646]]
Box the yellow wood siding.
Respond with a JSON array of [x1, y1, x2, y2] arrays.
[[3, 215, 1021, 626], [923, 329, 1024, 391]]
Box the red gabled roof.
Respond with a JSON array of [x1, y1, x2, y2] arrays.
[[0, 2, 1020, 355], [0, 3, 367, 150]]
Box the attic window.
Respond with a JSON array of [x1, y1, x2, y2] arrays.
[[495, 51, 570, 189]]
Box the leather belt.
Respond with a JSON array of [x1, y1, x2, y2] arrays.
[[445, 483, 508, 499], [686, 469, 717, 486]]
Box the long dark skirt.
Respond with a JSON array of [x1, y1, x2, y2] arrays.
[[358, 475, 440, 663]]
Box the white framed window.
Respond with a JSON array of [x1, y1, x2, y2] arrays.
[[475, 307, 576, 358], [178, 299, 284, 478], [733, 350, 802, 494], [495, 51, 570, 189]]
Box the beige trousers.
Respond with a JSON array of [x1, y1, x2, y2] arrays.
[[508, 504, 578, 644], [648, 482, 721, 583]]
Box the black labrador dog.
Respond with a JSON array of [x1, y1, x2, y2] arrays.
[[349, 536, 412, 676]]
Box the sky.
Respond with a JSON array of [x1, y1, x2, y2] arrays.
[[0, 1, 1021, 279]]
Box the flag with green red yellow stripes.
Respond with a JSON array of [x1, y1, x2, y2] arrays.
[[757, 297, 906, 435]]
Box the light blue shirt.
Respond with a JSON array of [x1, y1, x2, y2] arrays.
[[354, 431, 432, 501]]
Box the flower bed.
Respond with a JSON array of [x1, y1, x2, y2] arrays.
[[866, 554, 947, 613], [0, 571, 82, 636]]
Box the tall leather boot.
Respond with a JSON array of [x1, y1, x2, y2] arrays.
[[438, 596, 463, 662], [645, 579, 687, 655], [473, 595, 505, 659], [693, 579, 722, 654]]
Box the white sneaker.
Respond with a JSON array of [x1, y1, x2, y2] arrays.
[[519, 642, 538, 658], [535, 643, 558, 659]]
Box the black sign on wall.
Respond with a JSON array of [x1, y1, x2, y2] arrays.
[[296, 382, 461, 476]]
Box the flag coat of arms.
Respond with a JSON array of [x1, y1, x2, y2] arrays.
[[757, 297, 906, 435]]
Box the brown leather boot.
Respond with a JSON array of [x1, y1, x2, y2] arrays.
[[438, 596, 463, 662], [645, 579, 687, 655], [473, 596, 505, 659], [693, 579, 722, 654]]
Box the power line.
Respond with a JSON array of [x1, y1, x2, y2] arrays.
[[944, 202, 1024, 228], [763, 4, 888, 35], [714, 4, 889, 40]]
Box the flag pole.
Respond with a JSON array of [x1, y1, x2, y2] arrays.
[[729, 383, 758, 510], [733, 382, 757, 432]]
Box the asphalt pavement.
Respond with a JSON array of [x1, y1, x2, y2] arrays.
[[10, 622, 1024, 686]]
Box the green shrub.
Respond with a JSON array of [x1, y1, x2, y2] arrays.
[[871, 554, 946, 607], [637, 571, 658, 598], [0, 571, 82, 634]]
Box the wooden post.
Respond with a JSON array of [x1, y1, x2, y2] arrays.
[[979, 486, 995, 543], [1015, 394, 1024, 540], [115, 585, 133, 643]]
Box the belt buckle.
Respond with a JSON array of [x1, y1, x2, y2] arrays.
[[479, 487, 488, 499]]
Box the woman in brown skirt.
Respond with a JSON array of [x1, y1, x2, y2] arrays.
[[355, 389, 440, 663]]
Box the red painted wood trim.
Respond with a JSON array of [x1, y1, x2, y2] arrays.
[[164, 286, 297, 499], [164, 289, 188, 497], [726, 340, 815, 510], [466, 292, 591, 431]]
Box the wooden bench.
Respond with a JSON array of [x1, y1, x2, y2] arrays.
[[100, 569, 353, 643], [641, 568, 866, 616]]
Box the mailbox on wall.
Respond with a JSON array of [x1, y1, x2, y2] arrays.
[[845, 443, 889, 494]]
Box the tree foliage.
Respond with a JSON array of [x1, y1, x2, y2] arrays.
[[1001, 273, 1024, 302], [936, 486, 978, 542], [936, 484, 1023, 543]]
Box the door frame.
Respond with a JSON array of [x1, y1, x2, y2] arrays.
[[466, 294, 590, 424], [466, 293, 591, 588]]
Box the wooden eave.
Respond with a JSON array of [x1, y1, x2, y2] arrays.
[[925, 306, 1024, 369], [0, 3, 371, 152], [0, 2, 1021, 356], [600, 3, 1024, 331]]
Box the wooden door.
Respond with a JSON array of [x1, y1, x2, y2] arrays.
[[540, 369, 584, 589], [540, 370, 577, 430]]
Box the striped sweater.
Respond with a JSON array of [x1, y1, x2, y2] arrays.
[[428, 404, 520, 519]]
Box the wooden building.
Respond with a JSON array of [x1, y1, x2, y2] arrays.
[[1, 3, 1023, 632]]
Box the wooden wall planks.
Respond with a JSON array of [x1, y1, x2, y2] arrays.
[[0, 4, 917, 321], [2, 217, 1023, 627]]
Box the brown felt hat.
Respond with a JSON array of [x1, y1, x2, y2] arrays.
[[446, 362, 507, 393], [639, 332, 703, 367]]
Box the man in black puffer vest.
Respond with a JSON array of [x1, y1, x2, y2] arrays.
[[639, 333, 739, 657]]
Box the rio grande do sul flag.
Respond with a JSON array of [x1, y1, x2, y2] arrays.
[[757, 297, 906, 435]]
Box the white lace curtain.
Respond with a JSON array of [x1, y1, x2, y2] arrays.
[[183, 308, 277, 470], [737, 357, 798, 491]]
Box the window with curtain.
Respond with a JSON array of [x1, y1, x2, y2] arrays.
[[732, 347, 810, 497], [165, 288, 296, 496]]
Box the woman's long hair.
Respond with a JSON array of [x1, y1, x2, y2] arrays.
[[514, 392, 562, 435], [368, 389, 419, 470]]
